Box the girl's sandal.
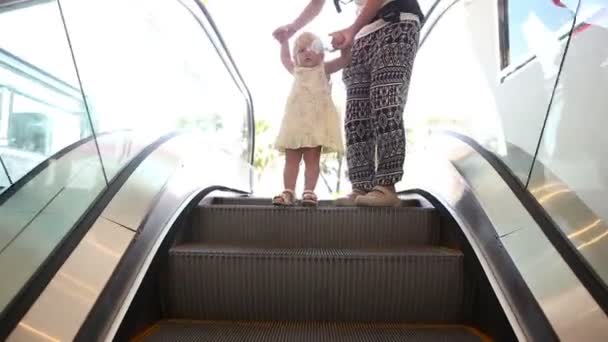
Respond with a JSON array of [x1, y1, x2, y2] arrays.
[[272, 189, 296, 206], [301, 190, 318, 207]]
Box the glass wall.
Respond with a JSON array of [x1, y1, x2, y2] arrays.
[[0, 1, 91, 185], [58, 0, 251, 180], [409, 0, 608, 289], [0, 0, 106, 312], [528, 0, 608, 286], [406, 0, 578, 183], [0, 0, 252, 316]]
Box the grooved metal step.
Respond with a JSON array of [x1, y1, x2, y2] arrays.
[[189, 205, 439, 248], [209, 196, 423, 207], [167, 244, 464, 323], [136, 321, 488, 342]]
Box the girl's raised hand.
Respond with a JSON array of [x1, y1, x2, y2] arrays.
[[273, 24, 296, 43]]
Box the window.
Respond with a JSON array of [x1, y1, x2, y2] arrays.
[[498, 0, 578, 69]]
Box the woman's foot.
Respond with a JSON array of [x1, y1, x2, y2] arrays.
[[272, 189, 296, 206], [355, 186, 401, 207], [335, 189, 367, 207], [301, 190, 318, 207]]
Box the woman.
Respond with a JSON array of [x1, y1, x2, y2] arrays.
[[274, 0, 423, 207]]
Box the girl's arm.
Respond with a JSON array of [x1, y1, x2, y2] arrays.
[[281, 40, 295, 74], [324, 47, 352, 74]]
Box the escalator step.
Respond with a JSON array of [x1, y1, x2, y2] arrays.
[[135, 321, 489, 342], [189, 205, 439, 248], [167, 245, 464, 322], [209, 196, 423, 207]]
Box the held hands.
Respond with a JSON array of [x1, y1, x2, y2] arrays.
[[273, 24, 296, 43], [274, 22, 356, 49], [329, 26, 355, 50]]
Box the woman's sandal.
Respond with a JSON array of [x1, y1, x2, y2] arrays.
[[335, 189, 367, 207], [355, 185, 401, 207], [272, 189, 296, 206], [301, 190, 318, 207]]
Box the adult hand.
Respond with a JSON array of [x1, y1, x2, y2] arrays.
[[273, 24, 296, 42], [330, 27, 355, 50]]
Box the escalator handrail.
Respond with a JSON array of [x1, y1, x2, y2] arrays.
[[442, 130, 608, 317], [413, 0, 608, 313], [419, 0, 458, 48], [0, 129, 130, 206], [398, 187, 558, 342], [75, 185, 248, 341], [0, 131, 180, 340], [0, 134, 96, 206], [0, 154, 12, 186]]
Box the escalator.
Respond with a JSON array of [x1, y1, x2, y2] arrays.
[[122, 196, 504, 341], [2, 0, 608, 341], [2, 128, 604, 342]]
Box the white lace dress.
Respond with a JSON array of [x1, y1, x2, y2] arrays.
[[275, 65, 344, 154]]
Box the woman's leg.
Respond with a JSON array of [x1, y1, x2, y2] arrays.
[[342, 34, 375, 193], [302, 146, 322, 191], [357, 20, 420, 206], [370, 20, 420, 189]]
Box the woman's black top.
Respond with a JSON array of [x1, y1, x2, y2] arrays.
[[333, 0, 424, 23]]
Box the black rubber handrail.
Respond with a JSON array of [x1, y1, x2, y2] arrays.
[[443, 130, 608, 317], [75, 185, 248, 341], [413, 0, 605, 311], [0, 132, 179, 340], [0, 134, 96, 206], [0, 155, 12, 185], [419, 0, 458, 48], [421, 0, 441, 25], [0, 130, 129, 206], [398, 187, 558, 341]]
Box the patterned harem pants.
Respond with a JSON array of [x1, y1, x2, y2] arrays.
[[342, 20, 420, 191]]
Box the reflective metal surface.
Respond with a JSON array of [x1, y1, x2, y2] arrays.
[[7, 218, 133, 342], [1, 0, 255, 329], [0, 131, 156, 315], [405, 1, 608, 336], [0, 138, 107, 313], [402, 134, 608, 341], [90, 133, 251, 340], [100, 137, 183, 231], [6, 132, 252, 341]]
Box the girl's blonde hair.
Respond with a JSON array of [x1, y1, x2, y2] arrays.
[[293, 32, 324, 57]]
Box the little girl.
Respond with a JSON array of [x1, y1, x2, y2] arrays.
[[272, 32, 350, 206]]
